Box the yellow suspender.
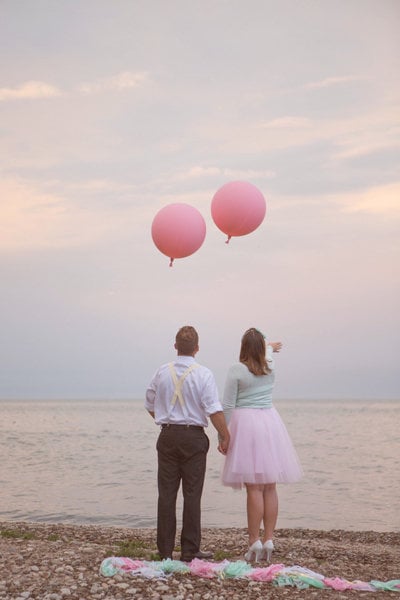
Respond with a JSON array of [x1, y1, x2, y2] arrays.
[[168, 362, 200, 417]]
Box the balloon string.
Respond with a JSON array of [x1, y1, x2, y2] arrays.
[[225, 235, 231, 244], [169, 258, 174, 267]]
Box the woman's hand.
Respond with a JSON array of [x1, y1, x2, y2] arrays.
[[269, 342, 282, 353]]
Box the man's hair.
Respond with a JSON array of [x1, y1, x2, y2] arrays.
[[175, 325, 199, 355]]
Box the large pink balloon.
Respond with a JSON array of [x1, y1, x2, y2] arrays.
[[211, 181, 266, 243], [151, 203, 206, 266]]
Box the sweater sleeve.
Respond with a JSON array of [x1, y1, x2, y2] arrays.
[[266, 344, 275, 369]]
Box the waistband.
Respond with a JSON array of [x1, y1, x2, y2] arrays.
[[161, 423, 204, 431]]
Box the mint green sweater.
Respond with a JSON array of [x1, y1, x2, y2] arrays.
[[223, 346, 275, 425]]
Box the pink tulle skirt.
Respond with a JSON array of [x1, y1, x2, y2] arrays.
[[222, 407, 303, 489]]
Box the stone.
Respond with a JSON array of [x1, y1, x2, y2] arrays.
[[156, 583, 169, 591], [1, 521, 399, 600], [116, 582, 130, 589]]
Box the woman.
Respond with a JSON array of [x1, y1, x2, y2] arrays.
[[222, 328, 302, 563]]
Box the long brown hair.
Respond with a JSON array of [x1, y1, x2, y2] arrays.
[[239, 328, 271, 376]]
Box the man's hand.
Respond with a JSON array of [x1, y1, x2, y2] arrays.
[[210, 411, 230, 454], [218, 432, 230, 455]]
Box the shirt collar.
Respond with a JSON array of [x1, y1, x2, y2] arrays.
[[175, 355, 196, 365]]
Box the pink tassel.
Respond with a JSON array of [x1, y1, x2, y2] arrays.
[[249, 564, 285, 582], [324, 577, 353, 591], [107, 557, 145, 573], [190, 558, 218, 578]]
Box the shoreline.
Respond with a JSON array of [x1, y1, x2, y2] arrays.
[[1, 521, 399, 598]]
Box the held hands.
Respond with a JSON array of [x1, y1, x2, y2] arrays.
[[269, 341, 282, 353], [218, 432, 230, 455], [211, 411, 230, 455]]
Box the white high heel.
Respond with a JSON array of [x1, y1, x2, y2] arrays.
[[244, 539, 263, 562], [262, 539, 274, 562]]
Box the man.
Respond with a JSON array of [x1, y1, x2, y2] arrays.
[[145, 325, 230, 562]]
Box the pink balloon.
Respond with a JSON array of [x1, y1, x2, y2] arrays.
[[211, 181, 266, 242], [151, 203, 206, 266]]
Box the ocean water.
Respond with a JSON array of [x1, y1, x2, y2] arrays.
[[0, 398, 399, 532]]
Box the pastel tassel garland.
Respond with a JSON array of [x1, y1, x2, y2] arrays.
[[99, 557, 400, 592]]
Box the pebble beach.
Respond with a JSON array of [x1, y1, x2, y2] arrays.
[[0, 521, 399, 599]]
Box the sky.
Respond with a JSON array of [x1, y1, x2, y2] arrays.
[[1, 0, 399, 400]]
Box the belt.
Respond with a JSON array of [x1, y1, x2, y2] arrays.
[[161, 423, 204, 431]]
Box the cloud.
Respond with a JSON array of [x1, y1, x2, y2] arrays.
[[330, 106, 400, 160], [66, 179, 139, 193], [0, 81, 62, 101], [171, 166, 276, 182], [304, 75, 364, 90], [339, 182, 400, 216], [78, 71, 149, 94], [272, 182, 400, 219], [173, 166, 221, 180], [0, 178, 147, 252], [0, 179, 67, 250], [334, 139, 400, 160], [196, 103, 399, 164], [0, 71, 149, 102], [261, 117, 311, 129]]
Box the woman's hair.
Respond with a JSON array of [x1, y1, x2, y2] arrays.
[[175, 325, 199, 355], [239, 327, 271, 376]]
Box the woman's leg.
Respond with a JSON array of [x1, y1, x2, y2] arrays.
[[245, 484, 264, 545], [262, 483, 278, 542]]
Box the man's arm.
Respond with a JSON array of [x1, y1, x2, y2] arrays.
[[145, 380, 156, 420], [209, 411, 230, 454]]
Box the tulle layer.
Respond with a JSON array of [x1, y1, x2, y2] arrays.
[[222, 407, 303, 489]]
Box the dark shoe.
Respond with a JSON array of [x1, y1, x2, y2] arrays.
[[180, 549, 213, 562]]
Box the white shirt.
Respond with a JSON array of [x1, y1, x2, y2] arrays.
[[145, 355, 222, 427]]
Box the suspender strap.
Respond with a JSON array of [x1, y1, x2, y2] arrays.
[[168, 362, 200, 418]]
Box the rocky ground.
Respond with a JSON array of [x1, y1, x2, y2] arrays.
[[0, 521, 399, 599]]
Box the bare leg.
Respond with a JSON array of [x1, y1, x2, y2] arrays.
[[262, 483, 278, 542], [245, 484, 264, 545]]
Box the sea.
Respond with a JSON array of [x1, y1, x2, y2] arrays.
[[0, 398, 399, 532]]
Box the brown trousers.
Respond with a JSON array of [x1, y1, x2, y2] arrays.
[[156, 425, 210, 559]]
